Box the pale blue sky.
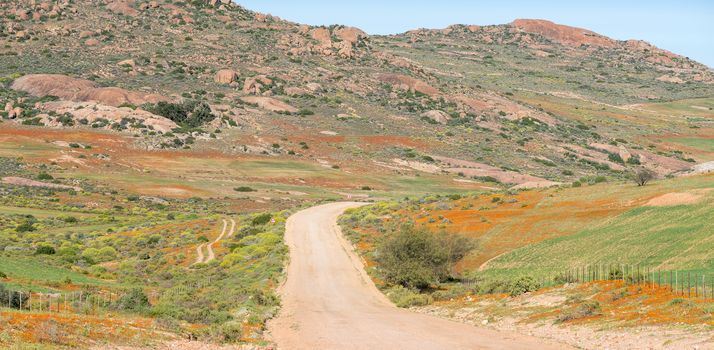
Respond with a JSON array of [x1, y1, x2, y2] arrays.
[[236, 0, 713, 68]]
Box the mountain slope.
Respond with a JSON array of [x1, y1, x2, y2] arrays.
[[1, 0, 713, 190]]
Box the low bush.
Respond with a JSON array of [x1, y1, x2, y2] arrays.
[[555, 301, 601, 323], [35, 245, 56, 255], [385, 286, 433, 308], [508, 276, 540, 296], [143, 100, 216, 128], [233, 186, 256, 192], [251, 213, 272, 226], [114, 288, 150, 311]]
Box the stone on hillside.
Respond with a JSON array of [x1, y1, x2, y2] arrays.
[[421, 110, 450, 124], [118, 59, 135, 68], [79, 30, 94, 38], [305, 83, 323, 93], [11, 74, 168, 107], [214, 69, 238, 84], [243, 75, 273, 95], [333, 26, 367, 44], [85, 38, 100, 46]]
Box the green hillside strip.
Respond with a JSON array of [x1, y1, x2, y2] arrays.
[[668, 137, 714, 153], [0, 254, 107, 286], [0, 205, 97, 219], [486, 201, 714, 277]]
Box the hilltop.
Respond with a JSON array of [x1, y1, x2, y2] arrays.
[[0, 0, 712, 194]]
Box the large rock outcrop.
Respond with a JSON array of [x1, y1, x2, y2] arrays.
[[512, 19, 616, 48], [11, 74, 167, 107]]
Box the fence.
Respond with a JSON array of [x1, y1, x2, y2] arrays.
[[461, 264, 714, 300], [0, 278, 215, 314], [561, 264, 714, 299], [1, 289, 125, 314]]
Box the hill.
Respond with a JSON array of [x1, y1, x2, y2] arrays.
[[0, 1, 713, 348], [1, 0, 712, 193]]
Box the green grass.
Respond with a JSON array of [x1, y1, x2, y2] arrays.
[[0, 206, 97, 219], [485, 200, 714, 279], [0, 254, 108, 286], [667, 137, 714, 152]]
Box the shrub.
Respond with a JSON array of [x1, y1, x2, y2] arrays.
[[376, 226, 475, 290], [607, 152, 624, 164], [508, 276, 540, 296], [384, 285, 433, 308], [252, 213, 272, 226], [297, 108, 314, 116], [35, 245, 56, 255], [61, 215, 78, 223], [82, 246, 117, 263], [215, 321, 243, 342], [143, 100, 216, 128], [626, 155, 641, 165], [37, 172, 53, 180], [115, 288, 150, 311], [555, 301, 601, 323], [16, 220, 35, 233], [631, 167, 655, 186], [233, 186, 256, 192], [0, 271, 6, 279]]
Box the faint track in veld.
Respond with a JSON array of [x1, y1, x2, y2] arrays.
[[194, 218, 235, 264]]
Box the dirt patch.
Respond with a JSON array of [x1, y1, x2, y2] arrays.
[[646, 192, 703, 206]]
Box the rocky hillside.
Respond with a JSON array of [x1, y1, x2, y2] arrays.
[[1, 0, 712, 188]]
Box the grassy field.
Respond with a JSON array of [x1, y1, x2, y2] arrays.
[[667, 137, 714, 153], [340, 173, 714, 296], [486, 199, 714, 278], [0, 255, 107, 287]]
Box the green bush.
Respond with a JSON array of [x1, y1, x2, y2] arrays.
[[37, 172, 53, 180], [215, 321, 243, 342], [251, 213, 272, 226], [508, 276, 540, 296], [608, 152, 624, 164], [385, 285, 433, 308], [233, 186, 256, 192], [35, 245, 56, 255], [143, 100, 216, 128], [114, 288, 150, 311], [297, 108, 314, 116], [0, 271, 6, 279], [16, 220, 35, 233], [376, 225, 475, 290]]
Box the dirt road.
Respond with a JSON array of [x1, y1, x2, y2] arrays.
[[194, 218, 234, 265], [268, 202, 572, 350]]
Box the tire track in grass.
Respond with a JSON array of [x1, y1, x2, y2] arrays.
[[194, 243, 205, 265], [204, 219, 229, 263]]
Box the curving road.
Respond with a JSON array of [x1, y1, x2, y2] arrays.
[[194, 218, 235, 265], [268, 202, 572, 350]]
